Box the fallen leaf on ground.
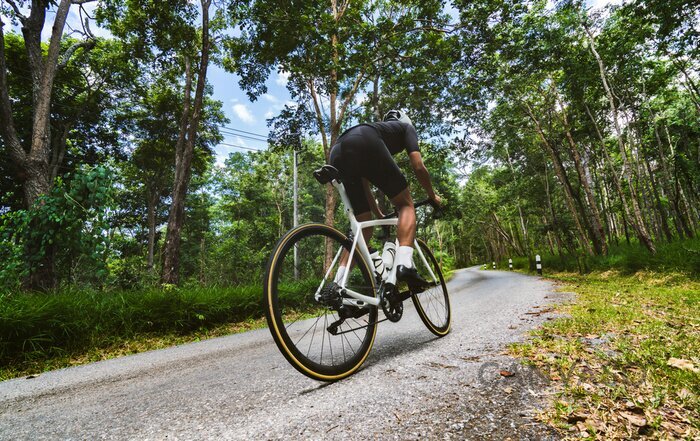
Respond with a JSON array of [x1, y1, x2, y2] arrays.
[[620, 411, 647, 427], [660, 421, 686, 435], [585, 418, 606, 433], [503, 387, 513, 393], [667, 358, 700, 373], [677, 388, 692, 400], [500, 370, 515, 377], [426, 361, 457, 369], [567, 412, 588, 423]]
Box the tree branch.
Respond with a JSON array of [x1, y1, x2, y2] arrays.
[[58, 39, 96, 68], [0, 20, 26, 165], [307, 79, 330, 154], [5, 0, 27, 23], [337, 70, 365, 129]]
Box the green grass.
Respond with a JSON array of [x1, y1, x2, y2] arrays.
[[0, 280, 317, 380], [510, 271, 700, 439], [492, 237, 700, 277]]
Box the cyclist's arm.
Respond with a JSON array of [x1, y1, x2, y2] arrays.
[[408, 151, 441, 206], [362, 178, 384, 217]]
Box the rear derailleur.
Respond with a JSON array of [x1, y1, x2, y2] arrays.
[[320, 283, 370, 335]]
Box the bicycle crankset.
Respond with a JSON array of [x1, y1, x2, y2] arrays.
[[381, 284, 403, 322]]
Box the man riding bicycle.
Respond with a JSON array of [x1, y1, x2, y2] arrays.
[[329, 110, 442, 288]]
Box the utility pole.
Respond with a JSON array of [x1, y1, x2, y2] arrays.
[[293, 136, 300, 279]]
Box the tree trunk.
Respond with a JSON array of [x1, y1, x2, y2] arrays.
[[652, 121, 685, 238], [584, 24, 656, 253], [505, 145, 531, 257], [161, 0, 212, 284], [524, 102, 593, 255], [146, 186, 159, 270], [556, 97, 607, 254], [0, 0, 78, 289]]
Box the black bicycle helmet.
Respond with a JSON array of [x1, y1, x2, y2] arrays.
[[383, 109, 413, 126]]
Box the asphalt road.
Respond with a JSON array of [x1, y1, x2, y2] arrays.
[[0, 267, 566, 440]]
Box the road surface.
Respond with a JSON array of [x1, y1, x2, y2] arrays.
[[0, 267, 566, 440]]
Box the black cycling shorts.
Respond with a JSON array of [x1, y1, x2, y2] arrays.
[[329, 125, 408, 215]]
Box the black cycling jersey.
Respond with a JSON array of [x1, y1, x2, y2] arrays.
[[338, 121, 419, 156], [329, 121, 418, 215]]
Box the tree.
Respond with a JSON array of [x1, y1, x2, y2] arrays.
[[0, 5, 135, 288], [226, 0, 457, 265], [119, 78, 226, 271], [100, 0, 236, 284]]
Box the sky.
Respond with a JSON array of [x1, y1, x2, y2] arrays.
[[4, 0, 621, 165]]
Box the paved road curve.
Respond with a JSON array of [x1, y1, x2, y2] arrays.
[[0, 267, 565, 440]]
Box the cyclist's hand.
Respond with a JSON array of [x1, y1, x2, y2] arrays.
[[429, 194, 442, 208]]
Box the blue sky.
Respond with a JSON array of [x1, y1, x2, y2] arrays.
[[208, 65, 292, 164]]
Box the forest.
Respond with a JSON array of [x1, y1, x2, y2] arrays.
[[2, 0, 697, 294], [1, 1, 699, 435]]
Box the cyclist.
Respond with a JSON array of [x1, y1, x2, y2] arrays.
[[329, 110, 442, 288]]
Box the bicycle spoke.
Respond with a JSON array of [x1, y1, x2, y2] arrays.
[[294, 315, 322, 347]]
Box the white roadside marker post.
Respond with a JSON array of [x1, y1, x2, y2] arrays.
[[536, 254, 542, 275], [492, 261, 496, 269], [509, 258, 513, 270]]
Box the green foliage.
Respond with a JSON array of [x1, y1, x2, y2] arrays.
[[0, 282, 313, 375], [506, 238, 700, 277], [511, 271, 700, 437], [0, 211, 27, 289], [206, 144, 326, 285], [0, 166, 113, 289]]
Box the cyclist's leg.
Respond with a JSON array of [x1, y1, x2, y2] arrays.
[[330, 138, 374, 282], [389, 188, 416, 247], [365, 148, 426, 286]]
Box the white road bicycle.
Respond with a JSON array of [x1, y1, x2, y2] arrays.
[[263, 165, 451, 381]]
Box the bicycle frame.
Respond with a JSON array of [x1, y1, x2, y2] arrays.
[[315, 178, 439, 308]]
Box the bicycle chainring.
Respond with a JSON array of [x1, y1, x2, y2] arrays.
[[381, 285, 403, 322]]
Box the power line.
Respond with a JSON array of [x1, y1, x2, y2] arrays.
[[219, 125, 269, 139], [217, 141, 264, 152], [218, 129, 269, 144]]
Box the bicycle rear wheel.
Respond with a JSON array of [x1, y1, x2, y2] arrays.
[[411, 238, 451, 336], [264, 223, 378, 381]]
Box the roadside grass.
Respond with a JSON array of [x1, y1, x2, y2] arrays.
[[0, 316, 269, 381], [496, 237, 700, 276], [510, 271, 700, 439], [0, 281, 315, 381]]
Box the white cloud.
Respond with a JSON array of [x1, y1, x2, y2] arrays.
[[276, 70, 291, 86], [354, 92, 368, 107], [264, 110, 275, 119], [263, 93, 279, 103], [232, 103, 255, 124], [214, 135, 254, 166], [234, 135, 248, 147], [588, 0, 623, 9]]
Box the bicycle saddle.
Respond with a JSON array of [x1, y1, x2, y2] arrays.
[[313, 165, 341, 184]]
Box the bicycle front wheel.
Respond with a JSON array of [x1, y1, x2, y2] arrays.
[[264, 223, 378, 381], [411, 238, 451, 336]]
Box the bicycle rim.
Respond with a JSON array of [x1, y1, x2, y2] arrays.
[[411, 238, 451, 336], [264, 224, 378, 381]]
